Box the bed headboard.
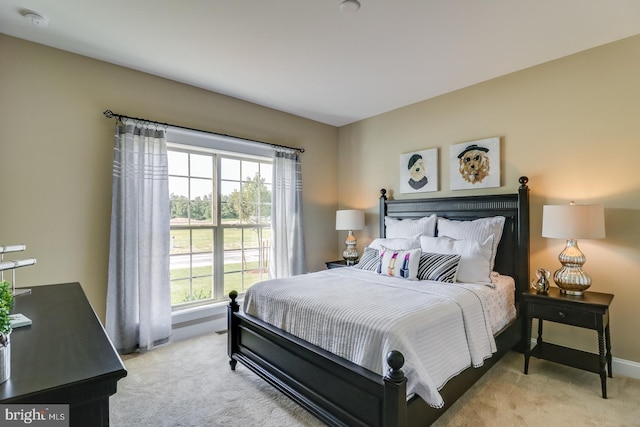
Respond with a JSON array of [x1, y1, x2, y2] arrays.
[[379, 176, 530, 302]]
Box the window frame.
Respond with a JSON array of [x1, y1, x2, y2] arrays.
[[167, 138, 272, 311]]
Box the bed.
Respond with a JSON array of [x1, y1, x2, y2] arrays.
[[228, 176, 530, 426]]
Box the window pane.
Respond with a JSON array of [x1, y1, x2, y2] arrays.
[[248, 227, 269, 274], [170, 254, 190, 280], [190, 178, 212, 199], [191, 257, 213, 279], [190, 153, 212, 178], [224, 272, 243, 297], [243, 270, 267, 292], [258, 229, 270, 272], [168, 151, 188, 176], [261, 203, 271, 225], [170, 229, 190, 255], [191, 229, 213, 253], [240, 179, 270, 224], [221, 181, 241, 225], [242, 161, 259, 181], [224, 228, 242, 250], [220, 180, 240, 197], [190, 178, 213, 224], [191, 276, 213, 301], [169, 176, 189, 198], [224, 265, 267, 295], [171, 278, 192, 305], [243, 227, 258, 249], [169, 177, 189, 225], [261, 163, 272, 184], [221, 158, 240, 180]]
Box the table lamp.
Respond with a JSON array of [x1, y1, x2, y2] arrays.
[[336, 210, 365, 265], [542, 202, 605, 295]]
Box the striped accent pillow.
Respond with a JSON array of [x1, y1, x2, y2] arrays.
[[417, 252, 461, 283], [354, 247, 380, 271]]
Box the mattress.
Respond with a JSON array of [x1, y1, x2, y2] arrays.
[[243, 267, 517, 408]]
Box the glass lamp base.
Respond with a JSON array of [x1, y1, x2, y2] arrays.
[[342, 231, 359, 265], [554, 268, 591, 295], [554, 239, 591, 296]]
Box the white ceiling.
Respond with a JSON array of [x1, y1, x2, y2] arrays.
[[2, 1, 640, 127]]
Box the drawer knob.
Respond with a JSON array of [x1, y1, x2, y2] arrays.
[[559, 311, 566, 318]]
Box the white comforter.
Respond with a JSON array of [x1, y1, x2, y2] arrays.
[[243, 268, 498, 408]]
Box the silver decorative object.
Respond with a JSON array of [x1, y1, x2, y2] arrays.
[[531, 268, 550, 294]]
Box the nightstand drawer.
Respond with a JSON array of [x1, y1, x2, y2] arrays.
[[530, 304, 596, 329]]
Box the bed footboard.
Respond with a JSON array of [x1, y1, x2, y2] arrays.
[[228, 291, 408, 427]]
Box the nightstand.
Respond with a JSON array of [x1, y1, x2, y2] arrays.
[[522, 287, 614, 398], [325, 260, 356, 269]]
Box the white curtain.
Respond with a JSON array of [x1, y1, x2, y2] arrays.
[[270, 149, 307, 278], [106, 123, 171, 354]]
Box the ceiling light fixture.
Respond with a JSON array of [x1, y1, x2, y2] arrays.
[[21, 10, 49, 27], [340, 0, 361, 13]]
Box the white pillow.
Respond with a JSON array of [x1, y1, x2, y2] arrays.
[[368, 238, 420, 251], [378, 247, 421, 280], [420, 235, 494, 286], [437, 216, 505, 270], [385, 214, 437, 239]]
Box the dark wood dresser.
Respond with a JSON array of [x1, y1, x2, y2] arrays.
[[0, 282, 127, 426]]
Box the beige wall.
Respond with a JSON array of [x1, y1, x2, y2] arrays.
[[3, 31, 639, 365], [0, 35, 338, 322], [338, 35, 640, 363]]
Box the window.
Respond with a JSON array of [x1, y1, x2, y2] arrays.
[[168, 145, 272, 309]]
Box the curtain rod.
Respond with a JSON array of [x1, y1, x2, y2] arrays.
[[103, 110, 304, 153]]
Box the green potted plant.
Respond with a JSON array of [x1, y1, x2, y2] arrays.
[[0, 280, 13, 384]]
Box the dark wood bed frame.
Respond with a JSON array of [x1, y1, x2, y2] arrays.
[[228, 176, 530, 426]]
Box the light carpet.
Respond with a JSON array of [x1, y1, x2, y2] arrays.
[[111, 332, 640, 426]]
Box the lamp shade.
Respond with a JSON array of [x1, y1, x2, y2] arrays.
[[336, 209, 365, 231], [542, 204, 605, 240]]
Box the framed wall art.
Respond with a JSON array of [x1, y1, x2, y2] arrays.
[[399, 148, 438, 194], [450, 137, 500, 190]]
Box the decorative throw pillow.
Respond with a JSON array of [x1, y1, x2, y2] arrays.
[[419, 235, 494, 286], [417, 252, 461, 283], [354, 247, 380, 271], [378, 247, 421, 280], [385, 214, 437, 239], [437, 216, 505, 270], [368, 238, 420, 251]]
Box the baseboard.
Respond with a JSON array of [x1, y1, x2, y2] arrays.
[[612, 357, 640, 380], [171, 303, 227, 342]]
